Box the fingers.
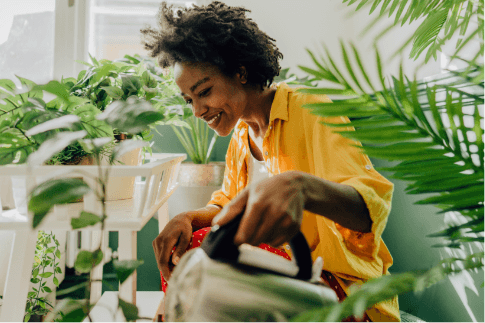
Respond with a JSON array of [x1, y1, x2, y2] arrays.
[[267, 222, 300, 248], [235, 201, 266, 246], [153, 236, 171, 282], [212, 189, 249, 226], [172, 229, 191, 266]]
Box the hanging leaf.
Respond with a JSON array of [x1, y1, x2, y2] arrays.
[[74, 250, 103, 273], [113, 259, 144, 284], [71, 211, 103, 229], [119, 298, 140, 322], [29, 178, 91, 229]]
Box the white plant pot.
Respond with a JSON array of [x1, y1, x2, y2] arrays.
[[102, 148, 142, 201], [168, 162, 225, 220]]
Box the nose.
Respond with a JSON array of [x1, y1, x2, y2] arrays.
[[191, 100, 209, 119]]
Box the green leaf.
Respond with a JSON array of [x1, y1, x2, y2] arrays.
[[53, 277, 59, 287], [55, 249, 61, 259], [74, 250, 103, 273], [23, 314, 31, 322], [121, 75, 142, 96], [27, 130, 88, 166], [44, 298, 87, 322], [113, 259, 144, 284], [55, 266, 62, 274], [46, 246, 56, 254], [119, 298, 140, 322], [32, 268, 39, 278], [34, 81, 70, 102], [29, 178, 91, 229], [97, 97, 163, 134], [31, 278, 40, 284], [43, 286, 52, 293], [71, 211, 102, 229], [101, 86, 124, 99], [0, 79, 17, 95], [39, 272, 53, 278]]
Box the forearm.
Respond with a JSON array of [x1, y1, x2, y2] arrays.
[[293, 171, 372, 233], [186, 204, 223, 230]]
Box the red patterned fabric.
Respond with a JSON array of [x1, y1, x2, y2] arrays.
[[160, 227, 370, 322]]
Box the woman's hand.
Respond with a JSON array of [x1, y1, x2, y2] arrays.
[[152, 213, 193, 281], [212, 171, 306, 247]]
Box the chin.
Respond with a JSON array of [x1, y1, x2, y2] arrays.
[[214, 127, 232, 137]]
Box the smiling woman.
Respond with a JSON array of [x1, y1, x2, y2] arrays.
[[142, 1, 399, 321]]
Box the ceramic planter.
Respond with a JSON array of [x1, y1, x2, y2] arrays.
[[168, 162, 225, 219]]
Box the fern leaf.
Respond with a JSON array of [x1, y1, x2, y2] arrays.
[[410, 8, 448, 61]]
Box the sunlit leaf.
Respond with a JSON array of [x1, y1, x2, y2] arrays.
[[25, 115, 80, 137]]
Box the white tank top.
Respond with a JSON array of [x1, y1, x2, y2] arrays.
[[248, 127, 270, 185]]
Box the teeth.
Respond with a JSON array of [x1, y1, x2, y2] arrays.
[[207, 113, 221, 125]]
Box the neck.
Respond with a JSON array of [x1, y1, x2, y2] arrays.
[[241, 85, 277, 137]]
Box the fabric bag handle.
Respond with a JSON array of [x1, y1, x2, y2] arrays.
[[201, 212, 313, 281]]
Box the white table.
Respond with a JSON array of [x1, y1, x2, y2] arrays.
[[0, 153, 185, 322]]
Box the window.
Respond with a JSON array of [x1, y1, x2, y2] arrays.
[[0, 0, 56, 85], [88, 0, 194, 61]]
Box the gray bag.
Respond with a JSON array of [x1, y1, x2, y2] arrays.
[[165, 215, 338, 322]]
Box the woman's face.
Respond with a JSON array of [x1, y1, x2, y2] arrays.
[[174, 62, 248, 137]]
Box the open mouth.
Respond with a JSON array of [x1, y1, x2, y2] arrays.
[[207, 112, 221, 125]]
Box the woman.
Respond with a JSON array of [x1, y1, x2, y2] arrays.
[[141, 2, 399, 321]]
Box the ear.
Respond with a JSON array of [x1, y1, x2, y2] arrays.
[[237, 66, 248, 84]]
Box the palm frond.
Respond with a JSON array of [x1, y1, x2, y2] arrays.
[[291, 252, 484, 322], [298, 44, 484, 248], [345, 0, 484, 63]]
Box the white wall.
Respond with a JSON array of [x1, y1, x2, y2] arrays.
[[217, 0, 440, 85]]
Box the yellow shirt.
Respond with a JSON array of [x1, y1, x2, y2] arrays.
[[207, 83, 400, 321]]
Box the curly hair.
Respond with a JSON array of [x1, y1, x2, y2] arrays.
[[140, 1, 283, 89]]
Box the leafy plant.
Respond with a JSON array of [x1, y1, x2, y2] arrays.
[[291, 1, 483, 320], [24, 97, 163, 321], [0, 77, 114, 165], [0, 54, 181, 166], [344, 0, 484, 63], [24, 231, 63, 322]]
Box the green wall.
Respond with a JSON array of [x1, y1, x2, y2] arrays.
[[378, 159, 484, 322], [127, 126, 483, 322]]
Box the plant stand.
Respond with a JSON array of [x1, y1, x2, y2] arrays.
[[0, 153, 186, 322]]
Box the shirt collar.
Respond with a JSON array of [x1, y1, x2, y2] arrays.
[[269, 82, 291, 122]]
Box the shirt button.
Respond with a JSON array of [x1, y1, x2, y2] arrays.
[[285, 245, 290, 250], [365, 165, 372, 170], [265, 151, 268, 156]]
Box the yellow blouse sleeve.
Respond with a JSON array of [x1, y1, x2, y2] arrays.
[[207, 133, 238, 208], [311, 114, 394, 260]]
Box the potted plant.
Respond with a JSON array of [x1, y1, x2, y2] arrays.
[[163, 102, 225, 216], [18, 95, 166, 322], [24, 231, 63, 322]]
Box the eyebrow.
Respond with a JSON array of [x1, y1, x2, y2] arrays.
[[181, 77, 211, 96]]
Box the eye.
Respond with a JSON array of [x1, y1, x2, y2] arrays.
[[198, 87, 211, 98], [184, 98, 193, 105]]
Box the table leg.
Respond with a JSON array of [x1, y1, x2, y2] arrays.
[[118, 230, 137, 304], [158, 203, 169, 233], [0, 230, 37, 322]]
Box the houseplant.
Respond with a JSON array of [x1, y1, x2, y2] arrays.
[[291, 0, 483, 321], [25, 230, 63, 322], [23, 96, 165, 321]]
